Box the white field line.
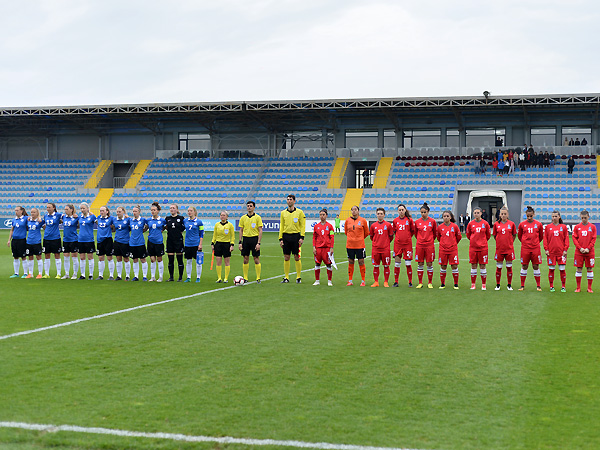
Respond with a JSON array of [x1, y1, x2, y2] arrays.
[[0, 421, 430, 450], [0, 258, 356, 342]]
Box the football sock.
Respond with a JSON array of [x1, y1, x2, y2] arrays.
[[80, 259, 87, 277], [520, 268, 527, 286], [560, 269, 566, 288], [452, 268, 459, 285], [481, 268, 487, 284], [216, 264, 222, 280], [55, 258, 61, 276], [587, 271, 594, 290], [373, 266, 380, 282], [125, 261, 131, 278], [176, 254, 184, 279], [507, 266, 513, 285], [255, 263, 261, 280], [72, 257, 79, 276], [13, 259, 20, 275], [108, 259, 115, 277], [315, 265, 321, 281], [534, 269, 541, 287], [348, 263, 355, 281], [133, 261, 139, 278], [243, 263, 249, 280], [224, 265, 230, 281], [383, 265, 390, 283], [141, 261, 148, 278], [548, 268, 555, 287], [29, 259, 34, 275], [168, 254, 175, 279], [440, 268, 447, 285], [44, 258, 51, 276], [394, 262, 401, 283], [471, 268, 477, 284], [186, 260, 193, 278], [64, 256, 70, 276], [98, 260, 105, 277], [284, 260, 290, 279], [158, 261, 164, 279], [88, 259, 95, 278], [150, 261, 156, 278], [196, 261, 202, 280], [116, 260, 123, 277], [417, 265, 424, 283], [427, 267, 433, 283], [295, 260, 302, 278], [359, 264, 366, 282], [406, 265, 413, 284], [496, 267, 502, 284], [327, 266, 332, 281], [575, 271, 582, 289]]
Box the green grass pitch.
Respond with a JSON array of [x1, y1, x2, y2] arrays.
[[0, 229, 599, 450]]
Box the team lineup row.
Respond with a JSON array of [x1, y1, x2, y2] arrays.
[[5, 197, 597, 292]]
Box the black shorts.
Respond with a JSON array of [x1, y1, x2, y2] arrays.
[[241, 236, 260, 257], [213, 241, 232, 258], [347, 248, 366, 260], [148, 242, 165, 257], [26, 243, 43, 257], [78, 241, 96, 255], [184, 246, 199, 260], [43, 239, 62, 254], [97, 237, 114, 257], [166, 237, 184, 254], [11, 238, 27, 259], [281, 233, 302, 256], [130, 244, 147, 260], [113, 241, 130, 258], [63, 241, 79, 254]]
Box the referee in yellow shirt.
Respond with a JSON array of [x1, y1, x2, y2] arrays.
[[212, 211, 235, 283], [279, 194, 306, 283], [239, 200, 263, 283]]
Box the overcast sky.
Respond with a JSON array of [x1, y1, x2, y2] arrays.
[[1, 0, 598, 107]]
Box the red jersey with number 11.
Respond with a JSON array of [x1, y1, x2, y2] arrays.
[[518, 220, 543, 250]]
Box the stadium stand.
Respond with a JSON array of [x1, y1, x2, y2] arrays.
[[0, 160, 98, 216]]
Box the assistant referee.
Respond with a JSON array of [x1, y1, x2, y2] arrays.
[[279, 194, 306, 283], [212, 211, 235, 283], [239, 200, 263, 283]]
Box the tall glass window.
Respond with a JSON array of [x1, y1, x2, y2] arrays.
[[531, 127, 556, 146], [466, 128, 505, 147], [179, 133, 210, 151], [403, 129, 441, 147], [346, 131, 378, 148], [446, 129, 460, 147], [562, 127, 591, 146], [383, 129, 396, 148]]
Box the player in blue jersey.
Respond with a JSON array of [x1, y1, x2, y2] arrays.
[[96, 206, 115, 280], [78, 202, 97, 280], [62, 204, 80, 279], [6, 206, 28, 278], [129, 205, 149, 281], [42, 203, 63, 279], [183, 206, 204, 282], [147, 202, 166, 282], [112, 206, 131, 281], [26, 208, 45, 279]]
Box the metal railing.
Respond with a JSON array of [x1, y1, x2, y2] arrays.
[[113, 177, 129, 189]]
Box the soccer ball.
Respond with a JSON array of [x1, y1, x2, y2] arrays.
[[234, 276, 245, 286]]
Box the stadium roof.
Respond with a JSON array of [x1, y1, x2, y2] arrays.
[[1, 93, 599, 136]]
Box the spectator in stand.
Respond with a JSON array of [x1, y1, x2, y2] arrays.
[[508, 157, 515, 175], [582, 138, 588, 145], [569, 138, 575, 146], [544, 151, 550, 168], [567, 156, 575, 174], [508, 149, 514, 162], [495, 136, 502, 147], [480, 157, 486, 174], [519, 151, 526, 171], [549, 151, 555, 168], [492, 157, 498, 175], [537, 151, 544, 168], [459, 214, 466, 233], [474, 156, 481, 175], [497, 158, 505, 176], [575, 138, 581, 146], [564, 137, 569, 146]]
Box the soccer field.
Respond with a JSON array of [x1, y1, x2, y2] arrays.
[[1, 229, 599, 450]]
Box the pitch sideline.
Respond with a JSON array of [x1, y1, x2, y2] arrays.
[[0, 421, 429, 450]]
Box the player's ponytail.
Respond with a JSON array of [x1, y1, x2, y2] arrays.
[[17, 205, 27, 216], [47, 202, 57, 213], [66, 204, 75, 216], [526, 206, 535, 214], [320, 208, 328, 215], [397, 203, 411, 219], [442, 210, 456, 223], [104, 206, 110, 217], [552, 210, 563, 224], [151, 201, 161, 212], [420, 202, 430, 212]]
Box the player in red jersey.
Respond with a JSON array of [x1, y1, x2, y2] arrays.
[[312, 208, 334, 286], [492, 206, 517, 290], [414, 202, 437, 288], [392, 204, 415, 287], [369, 207, 394, 287], [543, 210, 569, 292], [572, 210, 596, 293], [517, 206, 544, 291], [466, 207, 491, 290], [437, 210, 461, 289]]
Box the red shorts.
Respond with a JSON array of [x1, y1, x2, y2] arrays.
[[415, 245, 435, 263], [372, 251, 391, 266], [393, 242, 413, 260], [520, 249, 542, 265], [494, 251, 515, 262], [469, 248, 489, 265], [438, 251, 459, 266], [314, 247, 331, 265], [547, 254, 567, 266], [574, 253, 595, 268]]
